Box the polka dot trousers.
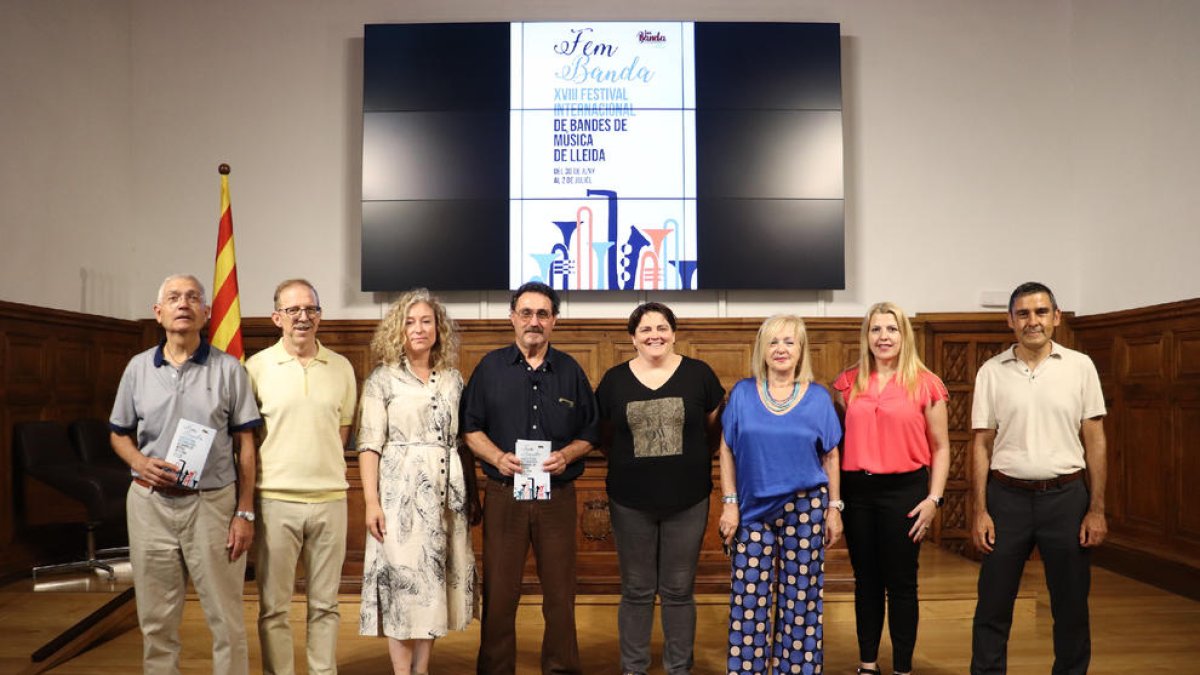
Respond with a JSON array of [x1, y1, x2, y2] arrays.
[[727, 487, 827, 675]]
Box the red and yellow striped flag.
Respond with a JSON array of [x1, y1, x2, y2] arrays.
[[211, 163, 244, 361]]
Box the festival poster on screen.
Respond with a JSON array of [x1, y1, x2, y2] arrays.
[[510, 22, 699, 291]]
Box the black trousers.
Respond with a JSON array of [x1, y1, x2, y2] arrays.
[[842, 468, 927, 672], [970, 477, 1091, 675]]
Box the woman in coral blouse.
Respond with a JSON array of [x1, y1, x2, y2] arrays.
[[832, 302, 950, 675]]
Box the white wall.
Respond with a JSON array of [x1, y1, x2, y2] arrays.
[[1068, 0, 1200, 314], [0, 2, 134, 316], [0, 0, 1193, 321]]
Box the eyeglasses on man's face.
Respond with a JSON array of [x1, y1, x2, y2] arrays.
[[278, 306, 323, 319], [514, 308, 553, 322]]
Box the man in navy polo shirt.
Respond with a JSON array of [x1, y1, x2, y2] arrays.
[[110, 274, 262, 675], [462, 281, 599, 675]]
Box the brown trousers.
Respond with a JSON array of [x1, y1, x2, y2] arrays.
[[477, 479, 580, 675]]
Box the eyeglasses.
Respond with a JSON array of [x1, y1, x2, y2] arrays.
[[161, 292, 204, 307], [514, 308, 553, 321], [278, 306, 322, 319]]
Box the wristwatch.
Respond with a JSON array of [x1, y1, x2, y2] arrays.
[[928, 495, 945, 508], [722, 494, 738, 505], [829, 499, 845, 512], [235, 510, 256, 522]]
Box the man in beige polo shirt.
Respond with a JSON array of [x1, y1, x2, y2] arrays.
[[246, 279, 358, 675], [969, 281, 1108, 675]]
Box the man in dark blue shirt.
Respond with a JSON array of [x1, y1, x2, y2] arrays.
[[462, 282, 599, 675]]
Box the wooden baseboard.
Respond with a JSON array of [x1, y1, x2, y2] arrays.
[[1093, 543, 1200, 602]]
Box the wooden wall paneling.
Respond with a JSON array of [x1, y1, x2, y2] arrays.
[[96, 344, 135, 417], [684, 341, 752, 390], [550, 340, 603, 384], [1112, 330, 1173, 539], [1176, 403, 1200, 545], [919, 314, 1015, 558], [0, 301, 148, 579], [1176, 330, 1200, 379], [1122, 334, 1168, 380], [1071, 298, 1200, 598], [611, 340, 638, 367], [1120, 403, 1171, 533], [52, 336, 94, 405], [343, 455, 367, 585], [1174, 329, 1200, 546], [1077, 331, 1120, 522], [4, 331, 52, 404]]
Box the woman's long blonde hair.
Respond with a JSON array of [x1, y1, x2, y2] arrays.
[[849, 301, 930, 400], [369, 288, 459, 370], [751, 314, 814, 385]]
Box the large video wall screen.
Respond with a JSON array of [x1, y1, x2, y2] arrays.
[[362, 22, 843, 292]]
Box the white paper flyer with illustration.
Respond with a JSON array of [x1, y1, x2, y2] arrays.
[[163, 419, 216, 489], [513, 439, 552, 501]]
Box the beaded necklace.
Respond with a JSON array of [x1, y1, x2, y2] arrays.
[[761, 379, 801, 413]]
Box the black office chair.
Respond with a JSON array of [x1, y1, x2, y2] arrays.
[[68, 418, 132, 472], [68, 418, 132, 556], [13, 421, 129, 579]]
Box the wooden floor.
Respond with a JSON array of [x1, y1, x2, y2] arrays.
[[2, 548, 1197, 673]]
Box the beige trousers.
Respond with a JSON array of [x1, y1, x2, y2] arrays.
[[127, 481, 248, 675], [255, 497, 347, 675]]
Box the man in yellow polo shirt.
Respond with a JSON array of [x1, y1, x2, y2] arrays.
[[247, 279, 358, 675]]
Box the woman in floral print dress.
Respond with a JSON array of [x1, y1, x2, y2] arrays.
[[357, 288, 477, 675]]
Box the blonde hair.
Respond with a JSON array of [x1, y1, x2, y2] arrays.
[[751, 314, 813, 385], [850, 302, 931, 400], [370, 288, 458, 370]]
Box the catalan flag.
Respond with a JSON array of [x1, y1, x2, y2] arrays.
[[211, 163, 244, 361]]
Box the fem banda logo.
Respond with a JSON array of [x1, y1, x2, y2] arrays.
[[637, 30, 667, 45]]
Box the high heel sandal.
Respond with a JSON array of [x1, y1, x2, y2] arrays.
[[856, 668, 881, 675]]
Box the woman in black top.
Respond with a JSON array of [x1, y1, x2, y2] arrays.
[[596, 302, 725, 675]]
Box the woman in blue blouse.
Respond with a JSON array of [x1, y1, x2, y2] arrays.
[[718, 314, 844, 675]]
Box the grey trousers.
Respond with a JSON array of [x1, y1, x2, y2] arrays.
[[609, 497, 710, 675]]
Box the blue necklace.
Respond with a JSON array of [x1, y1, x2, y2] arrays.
[[761, 379, 801, 413]]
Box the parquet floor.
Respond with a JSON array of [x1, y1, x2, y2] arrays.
[[1, 547, 1197, 673]]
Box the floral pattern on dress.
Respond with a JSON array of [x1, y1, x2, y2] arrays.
[[357, 363, 476, 639]]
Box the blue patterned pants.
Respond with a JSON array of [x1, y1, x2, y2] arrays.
[[727, 487, 827, 675]]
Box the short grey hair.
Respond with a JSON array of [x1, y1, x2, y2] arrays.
[[155, 274, 208, 305]]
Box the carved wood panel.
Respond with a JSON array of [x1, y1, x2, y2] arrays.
[[921, 315, 1020, 559], [1123, 334, 1167, 380]]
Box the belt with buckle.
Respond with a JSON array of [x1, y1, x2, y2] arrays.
[[134, 477, 200, 497], [990, 469, 1085, 492]]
